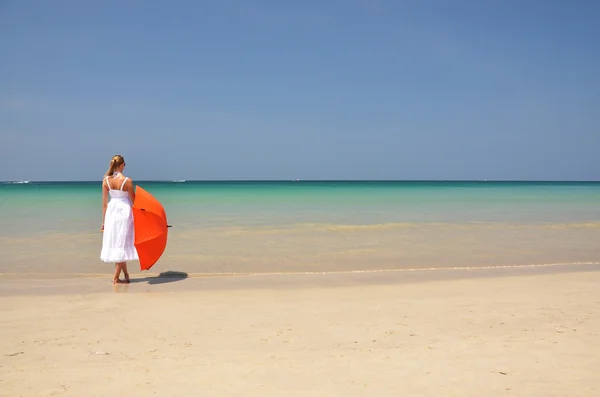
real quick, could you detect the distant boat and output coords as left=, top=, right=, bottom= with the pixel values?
left=172, top=180, right=186, bottom=183
left=11, top=180, right=30, bottom=184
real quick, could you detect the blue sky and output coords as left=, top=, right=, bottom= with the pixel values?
left=1, top=0, right=599, bottom=181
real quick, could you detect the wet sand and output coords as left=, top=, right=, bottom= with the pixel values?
left=2, top=222, right=600, bottom=276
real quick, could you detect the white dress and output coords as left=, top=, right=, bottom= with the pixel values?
left=100, top=175, right=139, bottom=263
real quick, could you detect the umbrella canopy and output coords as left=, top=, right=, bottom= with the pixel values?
left=132, top=186, right=169, bottom=271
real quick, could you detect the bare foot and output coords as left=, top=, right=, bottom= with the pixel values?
left=124, top=273, right=130, bottom=283
left=112, top=279, right=126, bottom=284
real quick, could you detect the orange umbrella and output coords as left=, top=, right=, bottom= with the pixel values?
left=133, top=186, right=170, bottom=271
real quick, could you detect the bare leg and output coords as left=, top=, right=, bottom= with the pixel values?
left=113, top=263, right=124, bottom=284
left=122, top=262, right=130, bottom=283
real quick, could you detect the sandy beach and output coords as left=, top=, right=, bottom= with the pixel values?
left=1, top=267, right=599, bottom=396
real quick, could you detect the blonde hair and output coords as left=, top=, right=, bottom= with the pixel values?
left=104, top=155, right=125, bottom=177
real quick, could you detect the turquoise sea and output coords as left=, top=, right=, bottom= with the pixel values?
left=1, top=181, right=599, bottom=277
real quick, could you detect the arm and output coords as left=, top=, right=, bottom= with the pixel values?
left=101, top=180, right=109, bottom=231
left=126, top=178, right=136, bottom=205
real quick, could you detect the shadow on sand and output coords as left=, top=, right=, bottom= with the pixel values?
left=130, top=270, right=189, bottom=285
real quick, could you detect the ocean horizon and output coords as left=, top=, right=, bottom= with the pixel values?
left=3, top=179, right=599, bottom=183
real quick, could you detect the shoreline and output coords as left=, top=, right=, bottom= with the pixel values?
left=1, top=261, right=598, bottom=297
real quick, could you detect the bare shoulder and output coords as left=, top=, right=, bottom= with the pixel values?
left=124, top=177, right=135, bottom=190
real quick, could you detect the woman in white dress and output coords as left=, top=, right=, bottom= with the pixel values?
left=100, top=155, right=139, bottom=284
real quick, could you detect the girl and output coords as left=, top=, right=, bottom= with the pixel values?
left=100, top=155, right=139, bottom=283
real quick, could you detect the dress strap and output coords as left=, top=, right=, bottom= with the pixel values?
left=105, top=176, right=111, bottom=190
left=120, top=177, right=128, bottom=191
